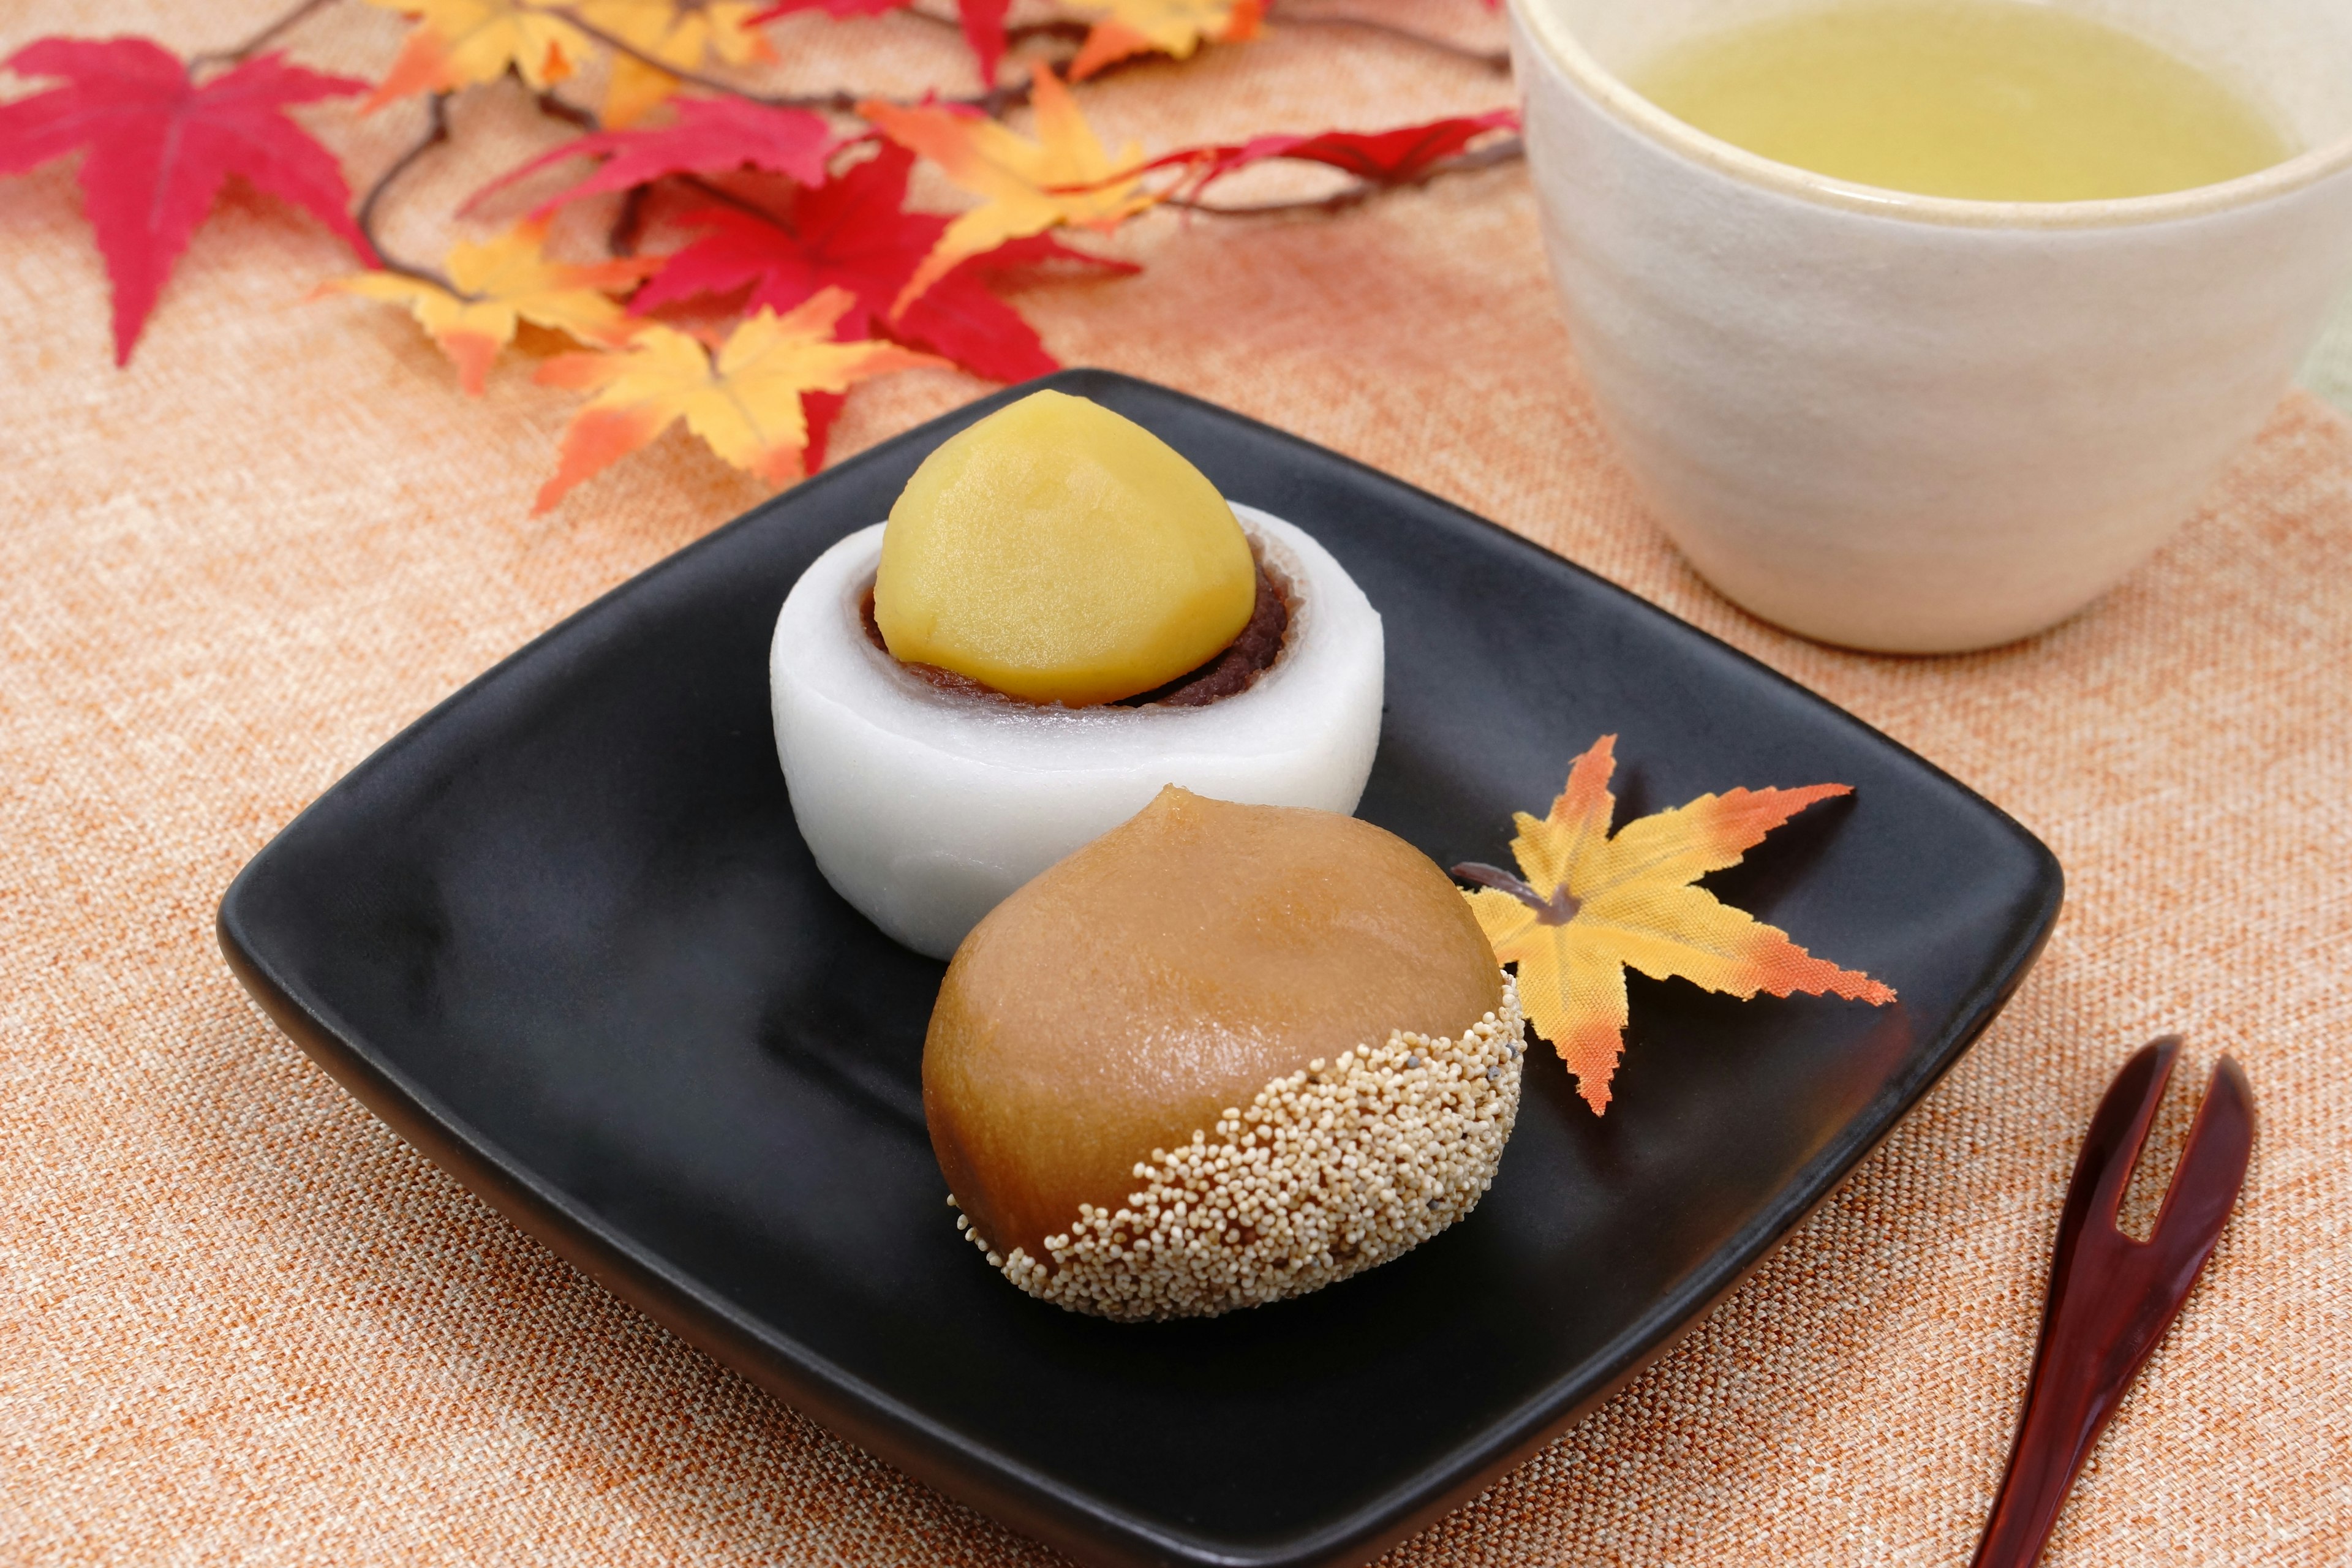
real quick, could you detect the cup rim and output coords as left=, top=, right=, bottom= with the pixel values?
left=1509, top=0, right=2352, bottom=229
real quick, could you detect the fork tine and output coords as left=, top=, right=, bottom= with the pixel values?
left=2068, top=1036, right=2177, bottom=1236
left=2144, top=1056, right=2255, bottom=1274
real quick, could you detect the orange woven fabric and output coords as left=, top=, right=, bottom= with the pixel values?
left=3, top=3, right=2347, bottom=1563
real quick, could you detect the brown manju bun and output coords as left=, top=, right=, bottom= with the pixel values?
left=924, top=786, right=1525, bottom=1321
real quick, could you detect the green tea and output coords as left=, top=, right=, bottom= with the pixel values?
left=1631, top=1, right=2292, bottom=202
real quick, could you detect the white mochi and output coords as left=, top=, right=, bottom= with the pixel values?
left=770, top=505, right=1385, bottom=959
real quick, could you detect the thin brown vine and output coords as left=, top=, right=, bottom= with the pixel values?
left=1165, top=134, right=1525, bottom=216
left=538, top=6, right=1035, bottom=116
left=186, top=0, right=340, bottom=74
left=902, top=5, right=1091, bottom=47
left=353, top=92, right=467, bottom=294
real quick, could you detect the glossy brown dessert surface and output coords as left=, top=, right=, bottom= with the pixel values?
left=922, top=787, right=1504, bottom=1263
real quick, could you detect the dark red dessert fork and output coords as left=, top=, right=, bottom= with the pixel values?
left=1972, top=1038, right=2256, bottom=1567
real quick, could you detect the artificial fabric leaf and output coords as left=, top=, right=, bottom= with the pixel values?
left=469, top=96, right=834, bottom=216
left=0, top=37, right=372, bottom=364
left=629, top=142, right=939, bottom=318
left=1144, top=108, right=1519, bottom=197
left=951, top=0, right=1011, bottom=84
left=631, top=141, right=1136, bottom=382
left=570, top=0, right=778, bottom=127
left=532, top=287, right=941, bottom=510
left=902, top=230, right=1138, bottom=382
left=1460, top=735, right=1895, bottom=1114
left=1066, top=0, right=1260, bottom=81
left=861, top=68, right=1154, bottom=317
left=753, top=0, right=1009, bottom=86
left=363, top=0, right=589, bottom=109
left=801, top=388, right=846, bottom=473
left=320, top=219, right=657, bottom=394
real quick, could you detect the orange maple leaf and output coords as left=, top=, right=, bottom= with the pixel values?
left=1460, top=735, right=1895, bottom=1115
left=531, top=286, right=942, bottom=511
left=570, top=0, right=778, bottom=127
left=320, top=219, right=656, bottom=394
left=363, top=0, right=771, bottom=124
left=859, top=67, right=1156, bottom=318
left=362, top=0, right=589, bottom=110
left=1067, top=0, right=1261, bottom=81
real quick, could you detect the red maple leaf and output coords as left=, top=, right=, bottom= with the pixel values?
left=631, top=141, right=1134, bottom=383
left=630, top=141, right=938, bottom=317
left=468, top=96, right=835, bottom=217
left=802, top=389, right=846, bottom=472
left=1144, top=108, right=1520, bottom=198
left=0, top=37, right=372, bottom=364
left=906, top=230, right=1136, bottom=383
left=752, top=0, right=1009, bottom=86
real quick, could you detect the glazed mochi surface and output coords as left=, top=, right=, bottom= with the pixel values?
left=925, top=788, right=1522, bottom=1321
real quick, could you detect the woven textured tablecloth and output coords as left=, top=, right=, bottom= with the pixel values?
left=5, top=3, right=2348, bottom=1562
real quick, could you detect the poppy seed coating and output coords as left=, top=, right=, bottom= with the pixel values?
left=957, top=976, right=1523, bottom=1321
left=922, top=788, right=1507, bottom=1265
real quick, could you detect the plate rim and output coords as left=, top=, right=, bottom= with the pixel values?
left=219, top=368, right=2064, bottom=1568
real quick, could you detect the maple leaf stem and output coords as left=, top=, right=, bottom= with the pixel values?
left=1453, top=862, right=1580, bottom=925
left=532, top=10, right=1032, bottom=118
left=608, top=184, right=651, bottom=257
left=186, top=0, right=342, bottom=74
left=1271, top=11, right=1511, bottom=72
left=533, top=90, right=600, bottom=132
left=969, top=77, right=1053, bottom=117
left=546, top=7, right=857, bottom=110
left=354, top=91, right=470, bottom=296
left=901, top=6, right=1091, bottom=47
left=1435, top=137, right=1527, bottom=175
left=1165, top=137, right=1524, bottom=217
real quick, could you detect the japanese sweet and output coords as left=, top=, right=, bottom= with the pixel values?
left=769, top=390, right=1384, bottom=958
left=924, top=786, right=1524, bottom=1321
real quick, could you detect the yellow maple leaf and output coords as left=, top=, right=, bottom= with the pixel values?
left=1067, top=0, right=1261, bottom=81
left=570, top=0, right=778, bottom=127
left=362, top=0, right=589, bottom=109
left=322, top=220, right=657, bottom=395
left=1461, top=735, right=1896, bottom=1115
left=860, top=67, right=1157, bottom=318
left=531, top=287, right=943, bottom=511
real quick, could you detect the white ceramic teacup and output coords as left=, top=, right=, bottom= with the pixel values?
left=1509, top=0, right=2352, bottom=652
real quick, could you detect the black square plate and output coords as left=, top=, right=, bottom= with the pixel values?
left=220, top=371, right=2060, bottom=1568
